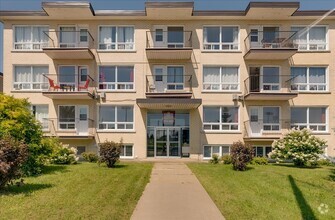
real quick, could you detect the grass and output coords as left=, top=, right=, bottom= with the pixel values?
left=0, top=162, right=153, bottom=220
left=188, top=163, right=335, bottom=220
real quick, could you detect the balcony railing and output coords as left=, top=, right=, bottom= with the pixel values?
left=43, top=118, right=95, bottom=137
left=243, top=119, right=290, bottom=139
left=43, top=74, right=95, bottom=92
left=146, top=74, right=192, bottom=95
left=146, top=31, right=192, bottom=49
left=244, top=74, right=294, bottom=94
left=43, top=30, right=94, bottom=49
left=244, top=31, right=298, bottom=51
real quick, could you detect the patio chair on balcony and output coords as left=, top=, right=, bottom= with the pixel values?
left=47, top=78, right=61, bottom=91
left=79, top=79, right=90, bottom=91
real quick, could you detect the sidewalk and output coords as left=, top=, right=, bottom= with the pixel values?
left=131, top=162, right=225, bottom=220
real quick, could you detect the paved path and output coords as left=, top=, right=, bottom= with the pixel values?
left=131, top=162, right=225, bottom=220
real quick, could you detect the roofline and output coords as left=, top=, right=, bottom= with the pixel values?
left=1, top=1, right=335, bottom=18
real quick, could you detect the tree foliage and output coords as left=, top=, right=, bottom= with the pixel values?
left=269, top=129, right=326, bottom=166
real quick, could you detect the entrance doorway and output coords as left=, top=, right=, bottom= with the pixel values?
left=155, top=127, right=181, bottom=157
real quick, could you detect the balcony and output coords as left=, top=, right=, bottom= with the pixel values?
left=243, top=74, right=297, bottom=101
left=43, top=118, right=95, bottom=139
left=43, top=30, right=95, bottom=59
left=244, top=31, right=298, bottom=60
left=137, top=74, right=201, bottom=109
left=42, top=74, right=96, bottom=99
left=243, top=119, right=290, bottom=141
left=146, top=31, right=193, bottom=60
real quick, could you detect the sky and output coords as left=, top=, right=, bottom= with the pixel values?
left=0, top=0, right=335, bottom=72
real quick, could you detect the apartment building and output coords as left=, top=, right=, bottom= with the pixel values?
left=0, top=1, right=334, bottom=159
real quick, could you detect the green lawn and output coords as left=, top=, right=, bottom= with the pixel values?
left=0, top=162, right=153, bottom=220
left=188, top=163, right=335, bottom=220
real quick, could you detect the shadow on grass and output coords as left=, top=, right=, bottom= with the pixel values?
left=0, top=183, right=53, bottom=196
left=288, top=175, right=316, bottom=220
left=98, top=163, right=128, bottom=169
left=41, top=165, right=69, bottom=175
left=274, top=164, right=319, bottom=169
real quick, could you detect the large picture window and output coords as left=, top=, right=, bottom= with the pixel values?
left=99, top=26, right=134, bottom=50
left=291, top=26, right=327, bottom=51
left=203, top=66, right=239, bottom=91
left=99, top=66, right=134, bottom=90
left=203, top=106, right=239, bottom=131
left=14, top=66, right=48, bottom=90
left=291, top=67, right=327, bottom=91
left=14, top=25, right=49, bottom=50
left=203, top=26, right=239, bottom=50
left=98, top=106, right=134, bottom=131
left=291, top=107, right=327, bottom=132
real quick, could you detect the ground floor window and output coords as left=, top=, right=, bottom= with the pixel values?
left=253, top=146, right=272, bottom=157
left=203, top=145, right=230, bottom=159
left=120, top=145, right=133, bottom=158
left=76, top=146, right=86, bottom=155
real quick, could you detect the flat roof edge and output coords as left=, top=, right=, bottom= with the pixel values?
left=94, top=10, right=146, bottom=16
left=42, top=1, right=91, bottom=8
left=0, top=11, right=48, bottom=16
left=145, top=2, right=194, bottom=9
left=193, top=10, right=246, bottom=16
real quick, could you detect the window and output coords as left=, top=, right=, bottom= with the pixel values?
left=203, top=26, right=239, bottom=50
left=291, top=107, right=327, bottom=132
left=76, top=146, right=86, bottom=155
left=203, top=106, right=239, bottom=131
left=13, top=66, right=48, bottom=90
left=291, top=26, right=327, bottom=51
left=291, top=67, right=327, bottom=91
left=167, top=66, right=184, bottom=90
left=203, top=66, right=239, bottom=91
left=99, top=66, right=134, bottom=90
left=253, top=146, right=272, bottom=157
left=98, top=106, right=134, bottom=130
left=262, top=67, right=280, bottom=91
left=31, top=105, right=49, bottom=130
left=14, top=25, right=48, bottom=50
left=263, top=107, right=280, bottom=131
left=99, top=26, right=134, bottom=50
left=59, top=106, right=76, bottom=130
left=120, top=145, right=133, bottom=158
left=167, top=27, right=184, bottom=48
left=203, top=145, right=230, bottom=159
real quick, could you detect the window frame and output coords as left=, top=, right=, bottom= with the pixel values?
left=58, top=105, right=76, bottom=130
left=291, top=25, right=328, bottom=51
left=202, top=65, right=240, bottom=92
left=290, top=107, right=328, bottom=132
left=262, top=106, right=281, bottom=132
left=13, top=65, right=49, bottom=91
left=120, top=144, right=134, bottom=159
left=12, top=25, right=49, bottom=51
left=203, top=145, right=231, bottom=160
left=98, top=65, right=135, bottom=91
left=261, top=65, right=281, bottom=92
left=203, top=25, right=240, bottom=51
left=203, top=106, right=240, bottom=132
left=253, top=146, right=272, bottom=158
left=31, top=104, right=49, bottom=131
left=97, top=105, right=135, bottom=132
left=290, top=66, right=328, bottom=92
left=98, top=25, right=135, bottom=51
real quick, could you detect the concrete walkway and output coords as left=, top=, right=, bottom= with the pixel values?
left=131, top=162, right=224, bottom=220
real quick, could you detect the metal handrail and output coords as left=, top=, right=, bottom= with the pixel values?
left=146, top=31, right=193, bottom=48
left=244, top=31, right=298, bottom=50
left=43, top=30, right=94, bottom=48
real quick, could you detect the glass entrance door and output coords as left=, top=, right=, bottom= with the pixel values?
left=155, top=127, right=181, bottom=157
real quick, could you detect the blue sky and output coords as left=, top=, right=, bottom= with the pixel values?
left=0, top=0, right=335, bottom=72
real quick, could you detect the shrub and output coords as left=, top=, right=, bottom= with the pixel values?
left=209, top=154, right=220, bottom=164
left=317, top=159, right=334, bottom=167
left=269, top=129, right=326, bottom=167
left=221, top=155, right=232, bottom=164
left=99, top=140, right=122, bottom=168
left=82, top=152, right=99, bottom=163
left=231, top=141, right=254, bottom=171
left=50, top=144, right=78, bottom=165
left=250, top=157, right=268, bottom=165
left=0, top=136, right=29, bottom=188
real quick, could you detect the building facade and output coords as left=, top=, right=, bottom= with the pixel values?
left=1, top=1, right=334, bottom=159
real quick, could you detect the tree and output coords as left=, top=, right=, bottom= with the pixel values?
left=230, top=141, right=254, bottom=171
left=0, top=94, right=44, bottom=175
left=99, top=140, right=122, bottom=168
left=269, top=128, right=326, bottom=166
left=0, top=136, right=28, bottom=188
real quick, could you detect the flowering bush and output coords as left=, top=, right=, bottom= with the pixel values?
left=231, top=141, right=254, bottom=171
left=269, top=128, right=326, bottom=166
left=50, top=144, right=78, bottom=165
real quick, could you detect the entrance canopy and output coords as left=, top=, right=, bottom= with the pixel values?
left=136, top=98, right=201, bottom=110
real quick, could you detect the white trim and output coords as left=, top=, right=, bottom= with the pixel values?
left=97, top=105, right=135, bottom=132
left=202, top=25, right=240, bottom=51
left=12, top=64, right=49, bottom=91
left=290, top=66, right=328, bottom=92
left=97, top=65, right=135, bottom=91
left=203, top=145, right=231, bottom=160
left=12, top=25, right=49, bottom=51
left=97, top=25, right=135, bottom=51
left=120, top=144, right=134, bottom=159
left=202, top=65, right=240, bottom=92
left=291, top=25, right=329, bottom=51
left=290, top=106, right=328, bottom=132
left=203, top=105, right=240, bottom=132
